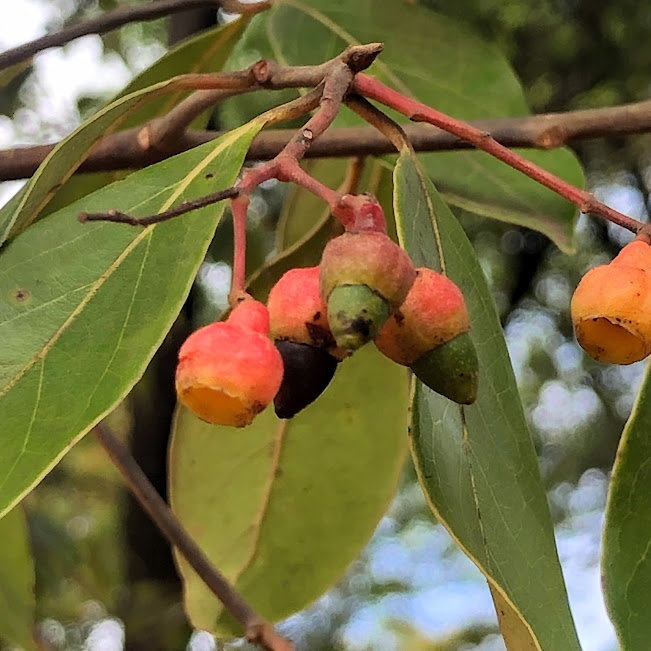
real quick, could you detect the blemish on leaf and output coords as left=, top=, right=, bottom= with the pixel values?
left=11, top=288, right=31, bottom=304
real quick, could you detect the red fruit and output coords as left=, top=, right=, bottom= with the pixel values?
left=175, top=299, right=283, bottom=427
left=319, top=231, right=417, bottom=349
left=375, top=267, right=478, bottom=405
left=267, top=266, right=346, bottom=361
left=267, top=266, right=344, bottom=418
left=375, top=268, right=470, bottom=365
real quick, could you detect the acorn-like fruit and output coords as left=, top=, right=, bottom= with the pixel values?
left=375, top=267, right=478, bottom=404
left=175, top=299, right=283, bottom=427
left=571, top=239, right=651, bottom=364
left=319, top=231, right=417, bottom=350
left=267, top=266, right=345, bottom=418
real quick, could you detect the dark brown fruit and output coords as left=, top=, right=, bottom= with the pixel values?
left=273, top=340, right=338, bottom=419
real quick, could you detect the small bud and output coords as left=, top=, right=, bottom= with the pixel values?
left=175, top=299, right=283, bottom=427
left=320, top=231, right=416, bottom=350
left=571, top=240, right=651, bottom=364
left=375, top=268, right=478, bottom=404
left=267, top=266, right=344, bottom=418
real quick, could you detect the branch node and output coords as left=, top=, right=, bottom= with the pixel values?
left=343, top=42, right=384, bottom=73
left=252, top=58, right=274, bottom=84
left=536, top=125, right=566, bottom=149
left=137, top=124, right=153, bottom=151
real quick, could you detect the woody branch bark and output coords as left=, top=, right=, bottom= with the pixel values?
left=68, top=41, right=650, bottom=239
left=81, top=43, right=384, bottom=228
left=3, top=99, right=650, bottom=181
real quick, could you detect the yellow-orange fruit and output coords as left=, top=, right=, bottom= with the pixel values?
left=175, top=299, right=283, bottom=426
left=571, top=240, right=651, bottom=364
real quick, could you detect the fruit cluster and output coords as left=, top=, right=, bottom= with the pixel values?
left=176, top=196, right=479, bottom=427
left=572, top=239, right=651, bottom=365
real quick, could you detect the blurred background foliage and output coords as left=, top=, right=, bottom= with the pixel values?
left=0, top=0, right=649, bottom=649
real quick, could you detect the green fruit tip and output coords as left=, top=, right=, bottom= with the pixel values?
left=327, top=284, right=390, bottom=350
left=410, top=332, right=479, bottom=405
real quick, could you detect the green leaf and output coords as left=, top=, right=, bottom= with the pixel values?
left=0, top=78, right=190, bottom=245
left=0, top=507, right=35, bottom=651
left=224, top=0, right=583, bottom=251
left=394, top=150, right=580, bottom=650
left=115, top=17, right=252, bottom=131
left=0, top=18, right=250, bottom=246
left=169, top=345, right=409, bottom=634
left=0, top=121, right=261, bottom=520
left=602, top=362, right=651, bottom=648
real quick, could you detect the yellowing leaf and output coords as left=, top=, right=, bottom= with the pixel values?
left=170, top=345, right=409, bottom=633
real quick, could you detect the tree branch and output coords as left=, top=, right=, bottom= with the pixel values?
left=78, top=44, right=382, bottom=228
left=0, top=0, right=271, bottom=71
left=355, top=74, right=650, bottom=236
left=93, top=421, right=293, bottom=651
left=2, top=100, right=650, bottom=181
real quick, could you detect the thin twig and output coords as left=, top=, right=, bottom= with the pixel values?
left=355, top=73, right=649, bottom=236
left=140, top=57, right=292, bottom=150
left=4, top=99, right=650, bottom=181
left=0, top=0, right=271, bottom=71
left=345, top=94, right=406, bottom=153
left=78, top=187, right=239, bottom=225
left=77, top=84, right=327, bottom=226
left=93, top=422, right=293, bottom=651
left=223, top=45, right=379, bottom=293
left=144, top=89, right=236, bottom=148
